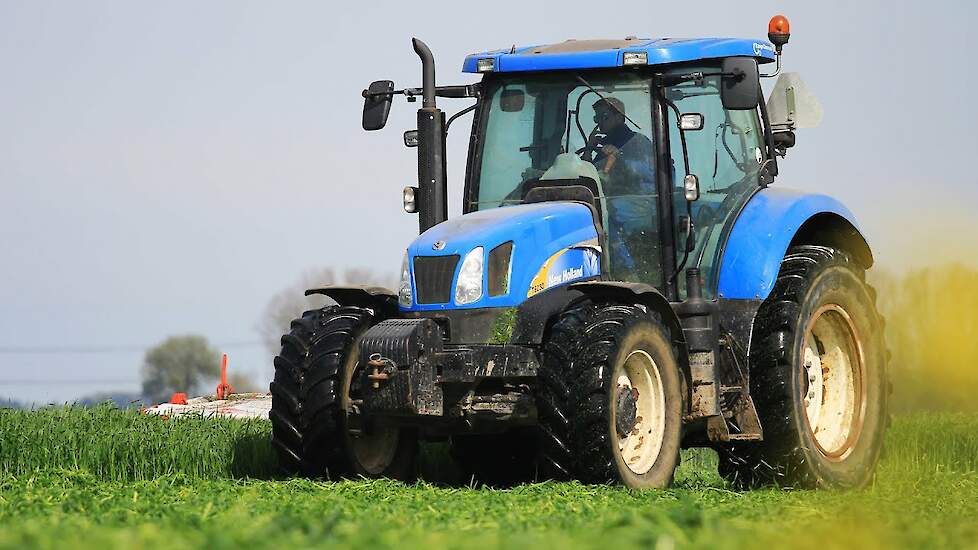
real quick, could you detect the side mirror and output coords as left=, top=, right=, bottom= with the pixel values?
left=720, top=57, right=760, bottom=111
left=362, top=80, right=394, bottom=131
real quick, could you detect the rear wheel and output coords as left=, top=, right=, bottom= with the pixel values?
left=269, top=306, right=417, bottom=479
left=541, top=303, right=684, bottom=488
left=719, top=245, right=887, bottom=488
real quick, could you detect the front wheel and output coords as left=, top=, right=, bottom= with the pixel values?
left=541, top=303, right=684, bottom=488
left=269, top=306, right=417, bottom=480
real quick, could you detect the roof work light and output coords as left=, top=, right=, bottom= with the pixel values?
left=622, top=51, right=648, bottom=65
left=476, top=58, right=495, bottom=72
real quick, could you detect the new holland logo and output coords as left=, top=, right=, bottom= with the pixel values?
left=753, top=42, right=775, bottom=56
left=432, top=241, right=447, bottom=251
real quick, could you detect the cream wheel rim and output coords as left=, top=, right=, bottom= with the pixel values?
left=802, top=304, right=866, bottom=460
left=611, top=350, right=666, bottom=475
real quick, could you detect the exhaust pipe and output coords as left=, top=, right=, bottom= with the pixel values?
left=412, top=38, right=437, bottom=109
left=412, top=38, right=448, bottom=233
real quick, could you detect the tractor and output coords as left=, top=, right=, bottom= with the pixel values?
left=269, top=15, right=888, bottom=489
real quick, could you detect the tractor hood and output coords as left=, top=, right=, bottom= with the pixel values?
left=403, top=202, right=601, bottom=311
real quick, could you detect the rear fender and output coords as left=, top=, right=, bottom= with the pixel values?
left=718, top=188, right=872, bottom=300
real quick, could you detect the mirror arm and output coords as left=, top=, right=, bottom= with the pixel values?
left=446, top=103, right=478, bottom=134
left=657, top=71, right=737, bottom=88
left=436, top=84, right=480, bottom=99
left=361, top=84, right=479, bottom=100
left=760, top=54, right=783, bottom=79
left=758, top=89, right=779, bottom=184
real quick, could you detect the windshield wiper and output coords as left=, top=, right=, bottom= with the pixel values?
left=574, top=74, right=643, bottom=130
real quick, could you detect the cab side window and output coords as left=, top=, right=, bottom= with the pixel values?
left=666, top=70, right=764, bottom=299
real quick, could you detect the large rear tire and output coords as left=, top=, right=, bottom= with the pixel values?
left=269, top=305, right=417, bottom=479
left=540, top=302, right=684, bottom=489
left=719, top=245, right=888, bottom=488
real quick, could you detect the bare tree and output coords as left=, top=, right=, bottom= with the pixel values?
left=257, top=267, right=338, bottom=357
left=141, top=335, right=221, bottom=403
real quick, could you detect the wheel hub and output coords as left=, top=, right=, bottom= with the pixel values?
left=615, top=385, right=640, bottom=436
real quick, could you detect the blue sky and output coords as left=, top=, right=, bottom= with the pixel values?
left=1, top=0, right=975, bottom=403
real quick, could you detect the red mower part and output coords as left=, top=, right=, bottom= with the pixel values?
left=170, top=392, right=188, bottom=405
left=215, top=352, right=234, bottom=400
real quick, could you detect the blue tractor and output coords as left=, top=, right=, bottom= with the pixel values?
left=270, top=15, right=888, bottom=489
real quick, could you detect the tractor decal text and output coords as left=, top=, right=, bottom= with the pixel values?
left=527, top=246, right=601, bottom=298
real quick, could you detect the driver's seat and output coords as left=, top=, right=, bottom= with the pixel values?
left=522, top=176, right=604, bottom=226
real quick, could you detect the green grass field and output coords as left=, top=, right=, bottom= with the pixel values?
left=1, top=407, right=976, bottom=549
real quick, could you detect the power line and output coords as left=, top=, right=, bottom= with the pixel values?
left=0, top=378, right=139, bottom=386
left=0, top=340, right=264, bottom=355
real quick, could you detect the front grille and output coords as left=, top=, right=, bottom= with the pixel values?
left=414, top=255, right=459, bottom=304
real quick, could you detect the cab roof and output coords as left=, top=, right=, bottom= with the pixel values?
left=462, top=37, right=776, bottom=74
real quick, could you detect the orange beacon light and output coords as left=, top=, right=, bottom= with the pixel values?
left=768, top=15, right=790, bottom=54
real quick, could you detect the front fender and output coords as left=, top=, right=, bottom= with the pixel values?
left=717, top=188, right=871, bottom=300
left=305, top=285, right=399, bottom=317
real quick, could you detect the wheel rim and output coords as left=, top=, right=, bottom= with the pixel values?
left=611, top=349, right=666, bottom=475
left=342, top=359, right=400, bottom=475
left=802, top=304, right=866, bottom=461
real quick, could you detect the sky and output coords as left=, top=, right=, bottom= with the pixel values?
left=1, top=0, right=976, bottom=404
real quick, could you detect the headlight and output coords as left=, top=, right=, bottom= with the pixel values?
left=398, top=251, right=412, bottom=307
left=454, top=247, right=484, bottom=305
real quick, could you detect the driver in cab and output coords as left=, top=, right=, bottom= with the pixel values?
left=588, top=97, right=657, bottom=281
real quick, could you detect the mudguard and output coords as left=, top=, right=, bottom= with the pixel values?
left=568, top=281, right=685, bottom=348
left=305, top=285, right=399, bottom=317
left=717, top=188, right=872, bottom=300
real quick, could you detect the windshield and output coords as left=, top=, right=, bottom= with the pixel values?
left=471, top=71, right=660, bottom=285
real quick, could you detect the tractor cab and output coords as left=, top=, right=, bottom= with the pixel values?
left=464, top=57, right=771, bottom=298
left=361, top=30, right=813, bottom=308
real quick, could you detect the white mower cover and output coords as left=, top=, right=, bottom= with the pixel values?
left=144, top=393, right=271, bottom=420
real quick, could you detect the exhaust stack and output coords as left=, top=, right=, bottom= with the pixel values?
left=412, top=38, right=448, bottom=233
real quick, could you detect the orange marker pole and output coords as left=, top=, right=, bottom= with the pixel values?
left=216, top=352, right=233, bottom=400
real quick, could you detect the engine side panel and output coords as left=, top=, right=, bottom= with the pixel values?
left=404, top=202, right=600, bottom=311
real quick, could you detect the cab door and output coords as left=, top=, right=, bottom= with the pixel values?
left=663, top=66, right=766, bottom=299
